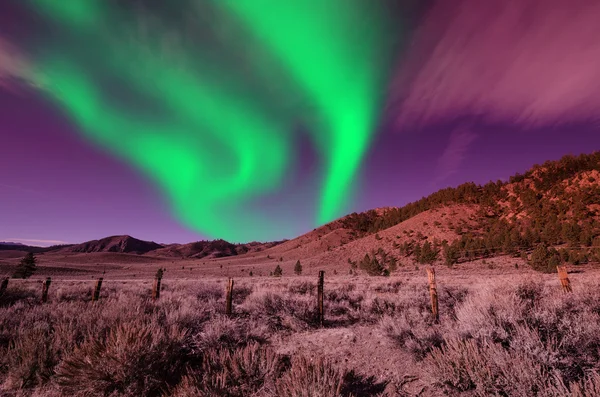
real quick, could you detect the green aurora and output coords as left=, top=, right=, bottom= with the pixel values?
left=29, top=0, right=396, bottom=241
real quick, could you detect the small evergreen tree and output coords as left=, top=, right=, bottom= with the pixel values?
left=388, top=256, right=398, bottom=272
left=294, top=260, right=302, bottom=275
left=273, top=265, right=283, bottom=277
left=530, top=244, right=549, bottom=271
left=413, top=243, right=422, bottom=262
left=358, top=253, right=385, bottom=276
left=419, top=241, right=439, bottom=264
left=529, top=244, right=560, bottom=273
left=13, top=252, right=37, bottom=279
left=444, top=241, right=460, bottom=266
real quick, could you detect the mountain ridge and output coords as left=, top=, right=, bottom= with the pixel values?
left=5, top=152, right=600, bottom=273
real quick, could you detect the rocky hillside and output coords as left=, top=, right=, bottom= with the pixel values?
left=263, top=152, right=600, bottom=274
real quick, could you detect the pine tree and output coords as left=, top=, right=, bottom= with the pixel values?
left=444, top=241, right=460, bottom=266
left=419, top=241, right=439, bottom=264
left=529, top=244, right=558, bottom=273
left=294, top=260, right=302, bottom=275
left=13, top=252, right=37, bottom=279
left=359, top=253, right=384, bottom=276
left=388, top=256, right=398, bottom=272
left=273, top=265, right=283, bottom=277
left=413, top=243, right=422, bottom=262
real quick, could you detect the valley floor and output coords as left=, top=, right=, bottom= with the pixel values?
left=2, top=256, right=600, bottom=396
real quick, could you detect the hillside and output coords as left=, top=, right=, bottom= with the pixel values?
left=62, top=235, right=163, bottom=255
left=259, top=152, right=600, bottom=275
left=4, top=152, right=599, bottom=276
left=151, top=239, right=282, bottom=259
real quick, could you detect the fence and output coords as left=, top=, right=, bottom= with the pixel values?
left=0, top=266, right=575, bottom=323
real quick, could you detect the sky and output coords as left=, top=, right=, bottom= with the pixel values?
left=1, top=0, right=600, bottom=246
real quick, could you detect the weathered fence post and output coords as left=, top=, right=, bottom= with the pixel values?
left=41, top=277, right=51, bottom=303
left=557, top=266, right=572, bottom=293
left=225, top=278, right=234, bottom=316
left=0, top=277, right=8, bottom=298
left=318, top=270, right=325, bottom=327
left=426, top=268, right=439, bottom=322
left=92, top=277, right=103, bottom=302
left=152, top=269, right=163, bottom=300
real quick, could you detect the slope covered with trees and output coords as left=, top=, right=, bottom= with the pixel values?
left=378, top=152, right=600, bottom=271
left=318, top=152, right=600, bottom=274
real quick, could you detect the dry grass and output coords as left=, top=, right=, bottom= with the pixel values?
left=1, top=272, right=600, bottom=396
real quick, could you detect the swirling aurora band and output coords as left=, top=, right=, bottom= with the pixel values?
left=28, top=0, right=396, bottom=241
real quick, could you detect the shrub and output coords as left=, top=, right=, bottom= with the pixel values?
left=172, top=343, right=284, bottom=397
left=275, top=355, right=345, bottom=397
left=425, top=338, right=557, bottom=396
left=381, top=313, right=443, bottom=361
left=3, top=327, right=58, bottom=390
left=55, top=321, right=189, bottom=396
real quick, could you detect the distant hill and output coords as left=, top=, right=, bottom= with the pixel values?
left=151, top=239, right=283, bottom=258
left=56, top=235, right=283, bottom=259
left=62, top=235, right=163, bottom=254
left=0, top=242, right=69, bottom=253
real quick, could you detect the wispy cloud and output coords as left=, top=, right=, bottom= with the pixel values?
left=0, top=37, right=31, bottom=89
left=0, top=183, right=43, bottom=196
left=395, top=0, right=600, bottom=128
left=433, top=127, right=477, bottom=185
left=2, top=238, right=69, bottom=247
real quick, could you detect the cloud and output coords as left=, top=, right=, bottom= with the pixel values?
left=0, top=38, right=31, bottom=88
left=395, top=0, right=600, bottom=128
left=433, top=127, right=477, bottom=185
left=2, top=238, right=69, bottom=247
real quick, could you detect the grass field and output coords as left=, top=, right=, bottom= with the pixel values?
left=2, top=264, right=600, bottom=396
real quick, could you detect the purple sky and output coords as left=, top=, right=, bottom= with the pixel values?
left=1, top=0, right=600, bottom=246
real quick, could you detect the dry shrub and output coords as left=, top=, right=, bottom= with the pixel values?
left=193, top=282, right=224, bottom=302
left=54, top=283, right=93, bottom=303
left=454, top=282, right=600, bottom=384
left=232, top=284, right=254, bottom=304
left=0, top=285, right=37, bottom=307
left=454, top=286, right=525, bottom=344
left=173, top=343, right=284, bottom=397
left=193, top=315, right=270, bottom=351
left=569, top=372, right=600, bottom=397
left=274, top=355, right=345, bottom=397
left=242, top=290, right=319, bottom=331
left=288, top=281, right=316, bottom=295
left=381, top=312, right=443, bottom=361
left=426, top=338, right=557, bottom=396
left=3, top=326, right=58, bottom=390
left=373, top=281, right=402, bottom=294
left=55, top=321, right=189, bottom=396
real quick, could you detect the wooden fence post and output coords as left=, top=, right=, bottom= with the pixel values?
left=318, top=270, right=325, bottom=327
left=152, top=271, right=163, bottom=300
left=426, top=268, right=439, bottom=322
left=92, top=277, right=103, bottom=302
left=225, top=278, right=234, bottom=315
left=41, top=277, right=51, bottom=303
left=0, top=277, right=8, bottom=298
left=557, top=266, right=572, bottom=293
